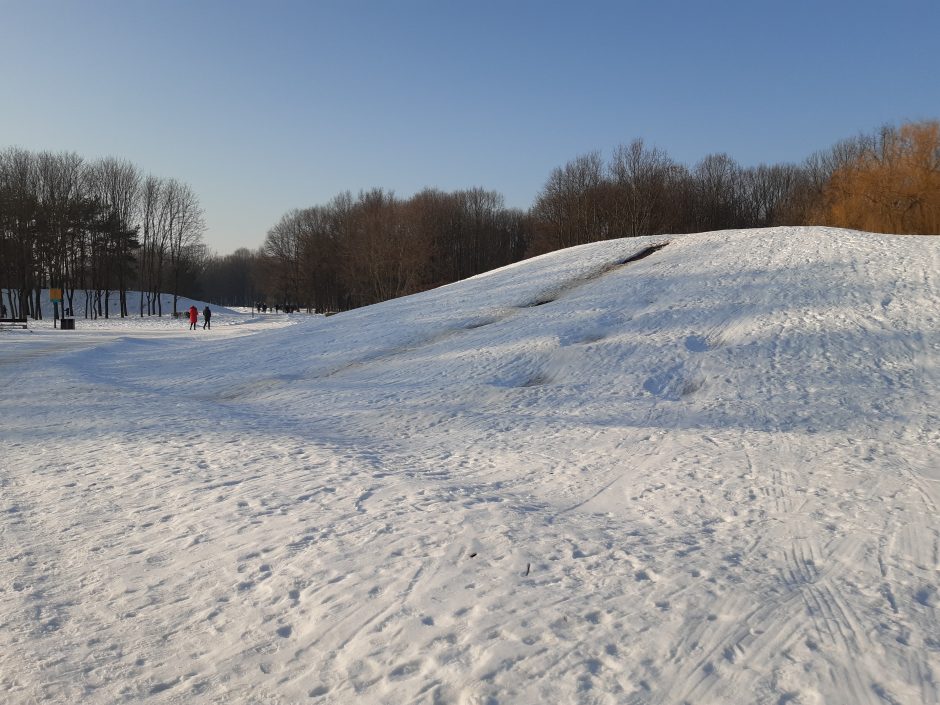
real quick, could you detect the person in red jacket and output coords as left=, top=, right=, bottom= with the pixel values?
left=188, top=305, right=198, bottom=330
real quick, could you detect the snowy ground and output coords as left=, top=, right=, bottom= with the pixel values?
left=1, top=227, right=938, bottom=705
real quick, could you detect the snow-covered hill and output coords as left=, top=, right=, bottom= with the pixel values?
left=1, top=227, right=938, bottom=705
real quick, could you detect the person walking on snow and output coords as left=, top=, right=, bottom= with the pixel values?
left=203, top=305, right=212, bottom=330
left=188, top=305, right=198, bottom=330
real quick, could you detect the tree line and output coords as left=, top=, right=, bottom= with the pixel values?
left=218, top=119, right=934, bottom=312
left=6, top=120, right=935, bottom=318
left=243, top=187, right=527, bottom=312
left=529, top=120, right=939, bottom=253
left=0, top=147, right=205, bottom=319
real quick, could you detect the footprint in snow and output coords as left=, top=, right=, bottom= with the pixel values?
left=684, top=335, right=711, bottom=353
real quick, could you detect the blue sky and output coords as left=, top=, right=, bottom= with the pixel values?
left=2, top=0, right=937, bottom=253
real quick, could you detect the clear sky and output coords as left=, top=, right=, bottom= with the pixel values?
left=2, top=0, right=938, bottom=254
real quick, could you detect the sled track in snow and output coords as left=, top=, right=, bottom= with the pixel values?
left=522, top=241, right=669, bottom=308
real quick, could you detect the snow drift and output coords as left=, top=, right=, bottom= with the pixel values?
left=1, top=227, right=938, bottom=705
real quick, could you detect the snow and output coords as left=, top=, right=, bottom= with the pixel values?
left=1, top=226, right=938, bottom=705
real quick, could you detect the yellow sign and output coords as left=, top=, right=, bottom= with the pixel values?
left=49, top=288, right=63, bottom=302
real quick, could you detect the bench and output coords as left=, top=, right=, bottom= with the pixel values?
left=0, top=318, right=28, bottom=329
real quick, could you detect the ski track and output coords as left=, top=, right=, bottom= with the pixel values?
left=1, top=228, right=939, bottom=704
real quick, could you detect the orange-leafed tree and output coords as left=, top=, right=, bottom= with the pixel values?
left=815, top=121, right=940, bottom=234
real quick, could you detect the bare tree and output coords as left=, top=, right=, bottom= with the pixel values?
left=738, top=163, right=802, bottom=227
left=164, top=179, right=205, bottom=315
left=0, top=147, right=40, bottom=318
left=531, top=152, right=606, bottom=252
left=338, top=188, right=431, bottom=305
left=88, top=158, right=141, bottom=316
left=139, top=175, right=172, bottom=316
left=693, top=153, right=746, bottom=231
left=261, top=208, right=308, bottom=308
left=608, top=139, right=682, bottom=237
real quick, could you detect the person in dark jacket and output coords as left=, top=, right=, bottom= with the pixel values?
left=203, top=305, right=212, bottom=330
left=188, top=305, right=198, bottom=330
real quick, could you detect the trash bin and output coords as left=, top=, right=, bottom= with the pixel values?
left=60, top=318, right=75, bottom=330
